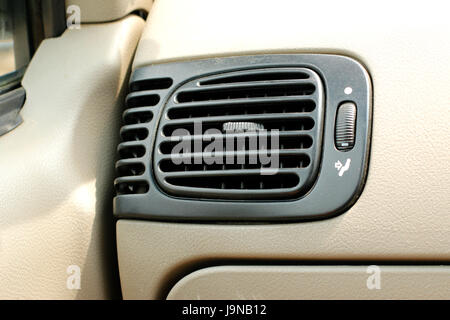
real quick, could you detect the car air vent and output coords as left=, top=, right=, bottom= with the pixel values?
left=154, top=68, right=324, bottom=200
left=113, top=54, right=372, bottom=221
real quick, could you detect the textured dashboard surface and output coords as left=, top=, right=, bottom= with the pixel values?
left=0, top=16, right=144, bottom=299
left=167, top=266, right=450, bottom=300
left=117, top=0, right=450, bottom=299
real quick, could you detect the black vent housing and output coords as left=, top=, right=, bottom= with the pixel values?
left=114, top=54, right=372, bottom=222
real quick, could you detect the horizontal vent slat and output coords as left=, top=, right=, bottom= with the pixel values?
left=177, top=82, right=315, bottom=103
left=115, top=182, right=149, bottom=195
left=162, top=168, right=301, bottom=178
left=160, top=130, right=313, bottom=142
left=126, top=93, right=160, bottom=108
left=123, top=110, right=153, bottom=125
left=115, top=176, right=149, bottom=195
left=159, top=154, right=310, bottom=173
left=167, top=99, right=315, bottom=119
left=199, top=70, right=310, bottom=85
left=165, top=174, right=300, bottom=190
left=168, top=95, right=317, bottom=109
left=120, top=126, right=149, bottom=142
left=163, top=113, right=314, bottom=126
left=159, top=149, right=311, bottom=161
left=118, top=148, right=145, bottom=159
left=189, top=78, right=314, bottom=91
left=116, top=163, right=145, bottom=177
left=162, top=118, right=314, bottom=136
left=130, top=77, right=173, bottom=92
left=159, top=135, right=313, bottom=155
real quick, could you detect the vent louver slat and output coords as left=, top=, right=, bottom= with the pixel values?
left=167, top=99, right=316, bottom=119
left=176, top=82, right=315, bottom=103
left=154, top=67, right=324, bottom=200
left=199, top=70, right=310, bottom=85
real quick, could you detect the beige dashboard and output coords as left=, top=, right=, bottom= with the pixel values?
left=117, top=0, right=450, bottom=299
left=0, top=0, right=448, bottom=300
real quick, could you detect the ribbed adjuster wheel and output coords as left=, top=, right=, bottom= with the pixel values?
left=335, top=102, right=357, bottom=151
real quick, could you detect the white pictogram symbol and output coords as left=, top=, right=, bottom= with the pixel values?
left=334, top=158, right=351, bottom=177
left=344, top=87, right=353, bottom=95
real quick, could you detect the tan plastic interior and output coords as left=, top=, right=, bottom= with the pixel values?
left=66, top=0, right=153, bottom=23
left=0, top=15, right=145, bottom=299
left=117, top=0, right=450, bottom=299
left=167, top=266, right=450, bottom=300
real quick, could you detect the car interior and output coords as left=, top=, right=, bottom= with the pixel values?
left=0, top=0, right=449, bottom=301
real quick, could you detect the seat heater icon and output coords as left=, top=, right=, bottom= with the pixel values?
left=335, top=158, right=351, bottom=177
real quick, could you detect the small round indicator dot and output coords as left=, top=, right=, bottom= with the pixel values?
left=344, top=87, right=353, bottom=95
